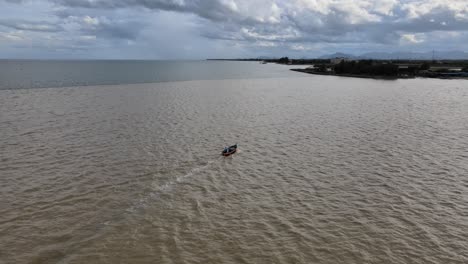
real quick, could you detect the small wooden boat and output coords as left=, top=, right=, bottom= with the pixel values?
left=222, top=144, right=237, bottom=156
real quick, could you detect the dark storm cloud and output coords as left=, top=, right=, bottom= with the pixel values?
left=52, top=0, right=238, bottom=21
left=1, top=0, right=468, bottom=58
left=8, top=0, right=468, bottom=43
left=80, top=18, right=145, bottom=40
left=63, top=0, right=463, bottom=48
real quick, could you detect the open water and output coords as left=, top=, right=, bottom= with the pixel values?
left=1, top=60, right=467, bottom=263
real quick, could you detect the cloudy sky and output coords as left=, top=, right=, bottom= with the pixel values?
left=0, top=0, right=467, bottom=59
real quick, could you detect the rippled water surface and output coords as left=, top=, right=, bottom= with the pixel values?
left=0, top=60, right=295, bottom=90
left=1, top=62, right=468, bottom=263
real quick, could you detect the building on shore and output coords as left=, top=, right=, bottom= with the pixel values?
left=331, top=57, right=353, bottom=64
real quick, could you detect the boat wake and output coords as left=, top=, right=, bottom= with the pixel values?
left=126, top=159, right=218, bottom=214
left=156, top=160, right=216, bottom=192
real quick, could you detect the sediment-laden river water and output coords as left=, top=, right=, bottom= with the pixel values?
left=1, top=62, right=467, bottom=263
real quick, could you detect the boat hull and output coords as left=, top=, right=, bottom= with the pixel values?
left=222, top=149, right=237, bottom=156
left=222, top=145, right=237, bottom=156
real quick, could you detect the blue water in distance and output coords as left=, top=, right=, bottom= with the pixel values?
left=0, top=60, right=302, bottom=90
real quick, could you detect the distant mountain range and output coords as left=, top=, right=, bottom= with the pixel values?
left=318, top=51, right=468, bottom=60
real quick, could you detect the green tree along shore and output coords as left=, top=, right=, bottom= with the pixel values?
left=334, top=60, right=399, bottom=76
left=207, top=57, right=468, bottom=79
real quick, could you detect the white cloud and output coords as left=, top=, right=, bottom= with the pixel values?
left=256, top=41, right=277, bottom=47
left=401, top=0, right=468, bottom=20
left=1, top=0, right=468, bottom=58
left=221, top=0, right=238, bottom=12
left=83, top=16, right=99, bottom=25
left=290, top=44, right=317, bottom=51
left=333, top=1, right=381, bottom=24
left=0, top=31, right=25, bottom=41
left=295, top=0, right=332, bottom=15
left=400, top=33, right=425, bottom=44
left=373, top=0, right=398, bottom=16
left=80, top=35, right=96, bottom=40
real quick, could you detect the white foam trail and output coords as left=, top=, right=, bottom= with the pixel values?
left=126, top=159, right=217, bottom=213
left=176, top=160, right=215, bottom=182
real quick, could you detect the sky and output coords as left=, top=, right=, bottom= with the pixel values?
left=0, top=0, right=468, bottom=59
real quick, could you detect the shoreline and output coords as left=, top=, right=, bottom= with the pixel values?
left=290, top=69, right=404, bottom=80
left=290, top=68, right=468, bottom=80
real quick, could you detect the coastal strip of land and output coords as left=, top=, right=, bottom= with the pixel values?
left=289, top=59, right=468, bottom=80
left=290, top=69, right=404, bottom=80
left=209, top=57, right=468, bottom=80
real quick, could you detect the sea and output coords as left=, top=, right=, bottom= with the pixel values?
left=1, top=60, right=467, bottom=263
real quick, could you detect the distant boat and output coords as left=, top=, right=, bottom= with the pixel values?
left=222, top=144, right=237, bottom=156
